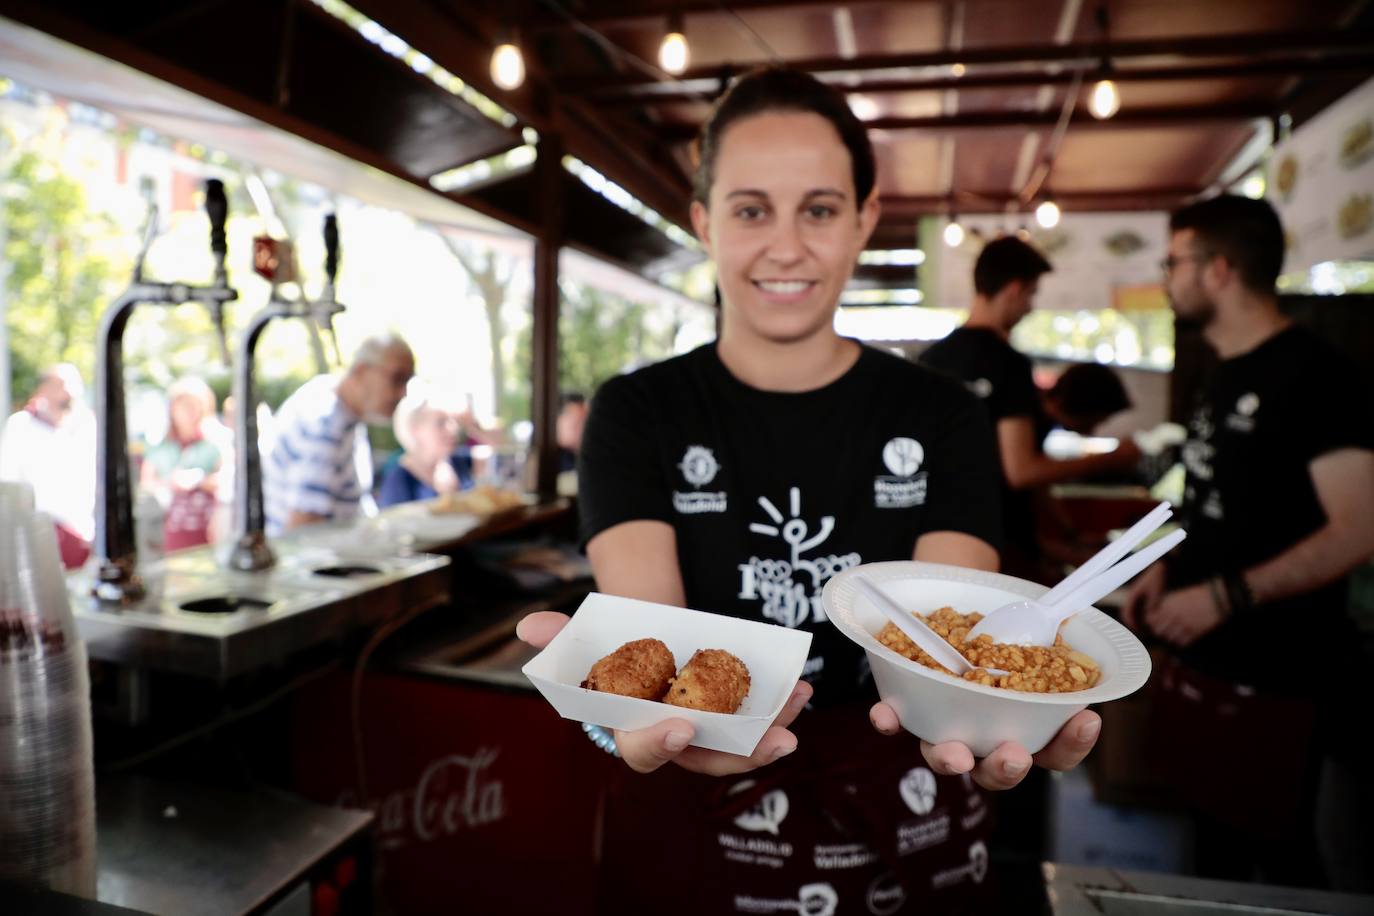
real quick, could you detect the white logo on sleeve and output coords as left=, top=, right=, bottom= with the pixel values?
left=968, top=378, right=994, bottom=399
left=899, top=767, right=938, bottom=815
left=882, top=437, right=924, bottom=476
left=679, top=445, right=720, bottom=486
left=733, top=789, right=790, bottom=835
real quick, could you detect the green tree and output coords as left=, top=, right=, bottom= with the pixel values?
left=439, top=236, right=530, bottom=423
left=1, top=126, right=124, bottom=407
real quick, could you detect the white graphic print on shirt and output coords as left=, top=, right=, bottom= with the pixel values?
left=738, top=487, right=861, bottom=628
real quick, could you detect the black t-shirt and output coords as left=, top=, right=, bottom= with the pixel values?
left=579, top=343, right=1003, bottom=707
left=1170, top=325, right=1374, bottom=689
left=919, top=326, right=1041, bottom=556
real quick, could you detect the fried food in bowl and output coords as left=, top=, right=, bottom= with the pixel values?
left=664, top=649, right=751, bottom=714
left=581, top=638, right=676, bottom=701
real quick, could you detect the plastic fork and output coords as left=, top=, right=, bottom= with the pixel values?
left=967, top=511, right=1185, bottom=648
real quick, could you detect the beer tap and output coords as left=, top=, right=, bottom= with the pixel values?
left=224, top=214, right=349, bottom=571
left=94, top=179, right=238, bottom=603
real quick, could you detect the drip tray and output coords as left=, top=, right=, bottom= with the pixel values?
left=179, top=595, right=274, bottom=615
left=310, top=565, right=383, bottom=579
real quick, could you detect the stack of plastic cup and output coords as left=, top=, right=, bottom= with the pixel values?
left=0, top=481, right=97, bottom=898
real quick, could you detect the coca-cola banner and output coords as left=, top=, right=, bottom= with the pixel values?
left=290, top=670, right=609, bottom=915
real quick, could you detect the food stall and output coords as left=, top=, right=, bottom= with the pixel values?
left=2, top=0, right=1373, bottom=914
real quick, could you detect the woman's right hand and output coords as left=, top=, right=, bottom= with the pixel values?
left=516, top=611, right=810, bottom=777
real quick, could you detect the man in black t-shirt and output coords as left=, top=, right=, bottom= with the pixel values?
left=920, top=237, right=1140, bottom=577
left=1123, top=195, right=1374, bottom=887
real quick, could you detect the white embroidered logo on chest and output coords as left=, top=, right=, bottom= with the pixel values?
left=1226, top=392, right=1260, bottom=433
left=882, top=437, right=924, bottom=476
left=678, top=444, right=720, bottom=487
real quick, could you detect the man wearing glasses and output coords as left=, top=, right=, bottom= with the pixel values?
left=1125, top=194, right=1374, bottom=888
left=264, top=333, right=414, bottom=534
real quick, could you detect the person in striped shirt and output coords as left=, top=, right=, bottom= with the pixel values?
left=264, top=334, right=414, bottom=535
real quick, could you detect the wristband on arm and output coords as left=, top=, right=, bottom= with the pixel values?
left=582, top=722, right=620, bottom=757
left=1223, top=570, right=1255, bottom=615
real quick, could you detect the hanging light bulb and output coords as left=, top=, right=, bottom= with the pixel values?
left=491, top=31, right=525, bottom=90
left=1089, top=77, right=1120, bottom=119
left=1035, top=199, right=1061, bottom=228
left=659, top=13, right=689, bottom=75
left=950, top=62, right=966, bottom=78
left=848, top=93, right=879, bottom=121
left=943, top=219, right=964, bottom=248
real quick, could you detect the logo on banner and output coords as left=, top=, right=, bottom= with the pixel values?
left=735, top=883, right=838, bottom=916
left=733, top=789, right=790, bottom=835
left=899, top=766, right=938, bottom=815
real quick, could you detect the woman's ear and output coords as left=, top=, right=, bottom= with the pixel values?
left=690, top=200, right=713, bottom=256
left=857, top=190, right=881, bottom=251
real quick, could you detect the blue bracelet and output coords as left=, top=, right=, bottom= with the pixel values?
left=581, top=722, right=620, bottom=757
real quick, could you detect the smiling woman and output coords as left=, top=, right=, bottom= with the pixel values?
left=517, top=67, right=1101, bottom=916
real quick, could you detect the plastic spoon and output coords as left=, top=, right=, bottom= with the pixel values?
left=968, top=526, right=1186, bottom=647
left=854, top=577, right=1008, bottom=677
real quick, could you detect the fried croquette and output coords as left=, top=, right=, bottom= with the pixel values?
left=664, top=649, right=751, bottom=713
left=581, top=638, right=676, bottom=700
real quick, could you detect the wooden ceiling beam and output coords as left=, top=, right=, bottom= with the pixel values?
left=563, top=30, right=1374, bottom=94
left=592, top=55, right=1374, bottom=105
left=654, top=104, right=1272, bottom=140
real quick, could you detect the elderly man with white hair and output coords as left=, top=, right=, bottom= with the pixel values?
left=0, top=363, right=98, bottom=548
left=264, top=333, right=414, bottom=534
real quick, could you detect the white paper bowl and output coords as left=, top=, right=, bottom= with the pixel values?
left=522, top=593, right=813, bottom=756
left=822, top=561, right=1150, bottom=756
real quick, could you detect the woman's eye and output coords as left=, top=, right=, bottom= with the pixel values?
left=806, top=204, right=838, bottom=220
left=735, top=205, right=767, bottom=221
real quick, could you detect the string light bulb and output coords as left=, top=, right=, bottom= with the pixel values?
left=943, top=219, right=964, bottom=248
left=1035, top=199, right=1061, bottom=228
left=490, top=31, right=525, bottom=90
left=1089, top=77, right=1120, bottom=119
left=658, top=13, right=689, bottom=74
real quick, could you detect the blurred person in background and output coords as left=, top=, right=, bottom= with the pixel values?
left=264, top=333, right=413, bottom=534
left=920, top=237, right=1141, bottom=582
left=556, top=392, right=588, bottom=473
left=0, top=363, right=97, bottom=566
left=1124, top=195, right=1374, bottom=889
left=376, top=385, right=474, bottom=508
left=139, top=377, right=222, bottom=551
left=1040, top=362, right=1133, bottom=438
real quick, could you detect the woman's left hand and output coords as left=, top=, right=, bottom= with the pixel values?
left=869, top=701, right=1100, bottom=791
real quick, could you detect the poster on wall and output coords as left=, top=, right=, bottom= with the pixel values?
left=1269, top=76, right=1374, bottom=274
left=934, top=212, right=1169, bottom=311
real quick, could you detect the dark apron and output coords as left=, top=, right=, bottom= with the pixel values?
left=596, top=704, right=995, bottom=916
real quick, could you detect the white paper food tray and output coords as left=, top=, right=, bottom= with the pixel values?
left=522, top=592, right=813, bottom=756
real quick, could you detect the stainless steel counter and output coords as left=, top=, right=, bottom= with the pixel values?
left=68, top=523, right=450, bottom=680
left=95, top=774, right=371, bottom=916
left=1044, top=863, right=1374, bottom=915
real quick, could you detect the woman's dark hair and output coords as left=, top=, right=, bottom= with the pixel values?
left=1048, top=363, right=1132, bottom=420
left=692, top=68, right=876, bottom=207
left=1169, top=194, right=1285, bottom=294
